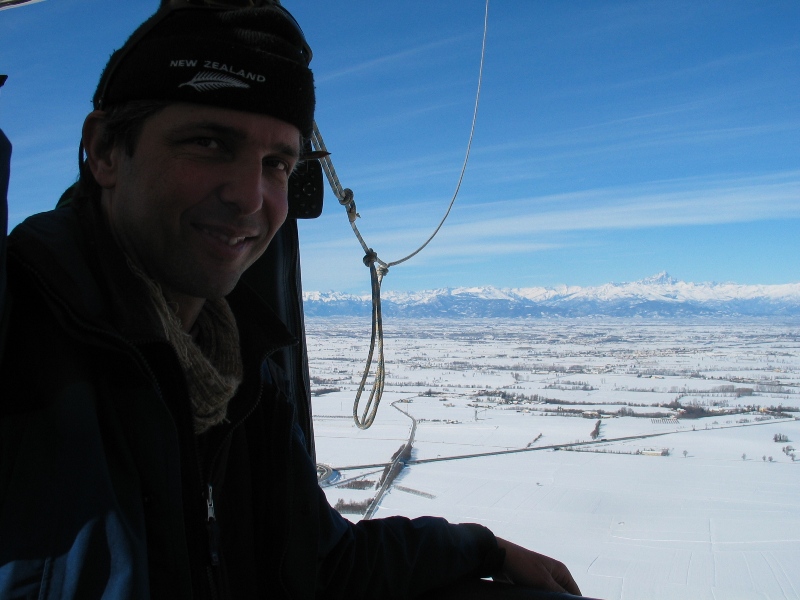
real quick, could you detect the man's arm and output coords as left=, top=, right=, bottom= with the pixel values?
left=317, top=511, right=504, bottom=599
left=496, top=537, right=582, bottom=596
left=290, top=393, right=581, bottom=598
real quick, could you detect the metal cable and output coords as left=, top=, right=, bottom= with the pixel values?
left=311, top=0, right=490, bottom=428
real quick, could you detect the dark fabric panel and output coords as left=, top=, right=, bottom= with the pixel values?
left=0, top=129, right=11, bottom=365
left=240, top=219, right=315, bottom=460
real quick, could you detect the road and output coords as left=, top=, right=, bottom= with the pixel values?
left=363, top=402, right=417, bottom=520
left=331, top=415, right=795, bottom=472
left=324, top=410, right=796, bottom=517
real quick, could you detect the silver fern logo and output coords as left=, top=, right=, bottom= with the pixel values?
left=179, top=71, right=250, bottom=92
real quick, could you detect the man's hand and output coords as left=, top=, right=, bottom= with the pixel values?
left=495, top=537, right=582, bottom=596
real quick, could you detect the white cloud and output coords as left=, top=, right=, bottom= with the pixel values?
left=316, top=36, right=465, bottom=84
left=453, top=172, right=800, bottom=237
left=303, top=171, right=800, bottom=271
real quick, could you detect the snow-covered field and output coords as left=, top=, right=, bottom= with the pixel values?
left=308, top=318, right=800, bottom=600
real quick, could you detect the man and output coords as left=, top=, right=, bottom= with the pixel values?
left=0, top=3, right=584, bottom=598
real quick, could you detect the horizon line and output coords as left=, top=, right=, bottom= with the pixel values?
left=303, top=273, right=800, bottom=295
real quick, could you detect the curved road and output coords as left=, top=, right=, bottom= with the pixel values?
left=363, top=401, right=417, bottom=520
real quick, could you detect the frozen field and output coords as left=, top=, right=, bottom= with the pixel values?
left=308, top=318, right=800, bottom=600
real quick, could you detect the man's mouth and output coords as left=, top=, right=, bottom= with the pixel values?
left=199, top=226, right=249, bottom=247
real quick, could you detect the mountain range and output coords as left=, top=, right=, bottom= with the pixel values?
left=302, top=272, right=800, bottom=318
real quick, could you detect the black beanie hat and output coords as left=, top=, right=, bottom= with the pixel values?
left=93, top=6, right=315, bottom=137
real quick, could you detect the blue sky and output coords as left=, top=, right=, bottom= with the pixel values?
left=2, top=0, right=798, bottom=293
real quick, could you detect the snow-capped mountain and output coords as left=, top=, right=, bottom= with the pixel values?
left=302, top=272, right=800, bottom=318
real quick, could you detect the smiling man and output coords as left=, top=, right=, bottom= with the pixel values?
left=86, top=104, right=299, bottom=331
left=0, top=3, right=583, bottom=599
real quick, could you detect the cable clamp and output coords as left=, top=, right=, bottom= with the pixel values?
left=340, top=189, right=360, bottom=223
left=338, top=188, right=354, bottom=206
left=363, top=249, right=378, bottom=268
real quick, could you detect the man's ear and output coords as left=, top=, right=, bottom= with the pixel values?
left=82, top=110, right=118, bottom=189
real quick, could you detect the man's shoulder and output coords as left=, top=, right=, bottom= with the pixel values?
left=9, top=202, right=89, bottom=280
left=8, top=199, right=113, bottom=324
left=9, top=201, right=87, bottom=260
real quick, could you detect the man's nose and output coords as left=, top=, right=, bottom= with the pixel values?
left=219, top=158, right=264, bottom=216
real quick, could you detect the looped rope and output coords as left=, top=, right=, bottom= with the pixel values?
left=351, top=259, right=387, bottom=429
left=310, top=0, right=489, bottom=429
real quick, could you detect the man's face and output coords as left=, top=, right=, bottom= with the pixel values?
left=102, top=103, right=300, bottom=302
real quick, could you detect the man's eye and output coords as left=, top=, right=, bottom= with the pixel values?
left=193, top=137, right=220, bottom=149
left=263, top=158, right=290, bottom=172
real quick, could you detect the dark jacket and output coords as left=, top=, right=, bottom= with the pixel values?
left=0, top=157, right=500, bottom=598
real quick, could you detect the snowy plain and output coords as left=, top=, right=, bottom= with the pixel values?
left=308, top=318, right=800, bottom=600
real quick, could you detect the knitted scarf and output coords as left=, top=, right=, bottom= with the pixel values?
left=128, top=259, right=243, bottom=435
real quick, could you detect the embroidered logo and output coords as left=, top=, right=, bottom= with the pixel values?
left=179, top=71, right=250, bottom=92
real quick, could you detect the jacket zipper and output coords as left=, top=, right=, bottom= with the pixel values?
left=206, top=484, right=221, bottom=567
left=198, top=361, right=267, bottom=598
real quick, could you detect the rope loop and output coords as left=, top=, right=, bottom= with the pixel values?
left=353, top=260, right=386, bottom=430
